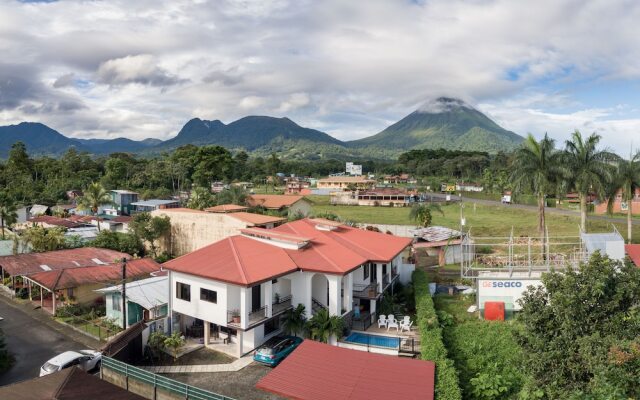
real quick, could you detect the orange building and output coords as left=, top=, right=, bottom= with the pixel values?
left=594, top=188, right=640, bottom=215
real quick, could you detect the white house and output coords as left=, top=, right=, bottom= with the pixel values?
left=163, top=218, right=414, bottom=357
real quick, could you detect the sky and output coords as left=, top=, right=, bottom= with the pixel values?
left=1, top=0, right=640, bottom=153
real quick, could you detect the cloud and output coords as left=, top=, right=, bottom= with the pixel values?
left=53, top=73, right=75, bottom=88
left=96, top=54, right=186, bottom=87
left=277, top=93, right=310, bottom=113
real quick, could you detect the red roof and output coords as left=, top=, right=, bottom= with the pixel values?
left=28, top=258, right=161, bottom=290
left=163, top=218, right=412, bottom=285
left=27, top=215, right=85, bottom=229
left=256, top=340, right=435, bottom=400
left=228, top=212, right=286, bottom=226
left=625, top=244, right=640, bottom=267
left=247, top=194, right=307, bottom=209
left=163, top=236, right=299, bottom=286
left=0, top=248, right=130, bottom=277
left=205, top=204, right=249, bottom=213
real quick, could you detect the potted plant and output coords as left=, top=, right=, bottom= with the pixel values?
left=274, top=292, right=281, bottom=304
left=232, top=313, right=241, bottom=324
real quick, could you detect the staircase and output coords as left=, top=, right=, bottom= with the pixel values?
left=311, top=297, right=328, bottom=314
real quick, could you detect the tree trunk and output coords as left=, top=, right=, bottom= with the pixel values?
left=537, top=194, right=545, bottom=236
left=579, top=194, right=587, bottom=232
left=1, top=215, right=5, bottom=241
left=628, top=201, right=633, bottom=244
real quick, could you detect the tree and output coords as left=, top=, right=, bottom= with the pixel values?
left=19, top=226, right=66, bottom=252
left=516, top=252, right=640, bottom=398
left=305, top=309, right=344, bottom=343
left=215, top=186, right=248, bottom=206
left=510, top=133, right=563, bottom=237
left=186, top=186, right=215, bottom=210
left=92, top=230, right=144, bottom=256
left=0, top=192, right=17, bottom=240
left=163, top=332, right=185, bottom=362
left=563, top=131, right=617, bottom=231
left=604, top=151, right=640, bottom=243
left=282, top=304, right=307, bottom=337
left=0, top=328, right=12, bottom=372
left=409, top=203, right=444, bottom=227
left=77, top=182, right=113, bottom=231
left=129, top=213, right=171, bottom=258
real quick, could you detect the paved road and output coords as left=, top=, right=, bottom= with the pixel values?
left=426, top=192, right=640, bottom=226
left=0, top=297, right=85, bottom=386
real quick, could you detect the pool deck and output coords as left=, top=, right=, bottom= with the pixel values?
left=359, top=323, right=420, bottom=340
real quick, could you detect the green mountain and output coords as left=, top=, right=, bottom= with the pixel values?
left=347, top=97, right=523, bottom=153
left=0, top=122, right=86, bottom=157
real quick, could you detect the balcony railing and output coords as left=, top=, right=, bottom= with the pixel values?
left=272, top=295, right=293, bottom=315
left=353, top=283, right=379, bottom=299
left=227, top=296, right=293, bottom=329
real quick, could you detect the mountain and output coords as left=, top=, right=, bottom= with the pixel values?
left=348, top=97, right=523, bottom=153
left=0, top=122, right=86, bottom=157
left=75, top=137, right=159, bottom=154
left=155, top=116, right=344, bottom=151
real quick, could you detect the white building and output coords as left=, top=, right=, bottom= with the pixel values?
left=164, top=218, right=414, bottom=357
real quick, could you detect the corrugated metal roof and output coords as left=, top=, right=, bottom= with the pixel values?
left=131, top=199, right=179, bottom=207
left=625, top=244, right=640, bottom=267
left=228, top=212, right=285, bottom=226
left=0, top=248, right=130, bottom=277
left=256, top=340, right=435, bottom=400
left=411, top=226, right=462, bottom=242
left=581, top=231, right=625, bottom=260
left=205, top=204, right=249, bottom=213
left=96, top=275, right=168, bottom=310
left=247, top=195, right=307, bottom=209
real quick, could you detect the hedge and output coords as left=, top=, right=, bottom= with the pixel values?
left=413, top=269, right=462, bottom=400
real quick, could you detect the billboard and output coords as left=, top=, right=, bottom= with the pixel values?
left=346, top=162, right=362, bottom=175
left=477, top=278, right=542, bottom=311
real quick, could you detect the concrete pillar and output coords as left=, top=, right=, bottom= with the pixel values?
left=52, top=290, right=56, bottom=315
left=40, top=286, right=43, bottom=308
left=237, top=331, right=244, bottom=357
left=328, top=275, right=342, bottom=316
left=204, top=321, right=210, bottom=347
left=370, top=299, right=377, bottom=323
left=376, top=264, right=383, bottom=293
left=264, top=281, right=273, bottom=317
left=240, top=287, right=249, bottom=330
left=344, top=273, right=353, bottom=313
left=28, top=280, right=32, bottom=301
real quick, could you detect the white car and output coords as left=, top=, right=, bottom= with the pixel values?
left=39, top=350, right=102, bottom=377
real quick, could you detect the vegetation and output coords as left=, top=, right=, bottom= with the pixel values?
left=129, top=213, right=171, bottom=258
left=305, top=308, right=344, bottom=343
left=0, top=328, right=12, bottom=372
left=77, top=182, right=113, bottom=228
left=413, top=269, right=462, bottom=400
left=282, top=304, right=307, bottom=337
left=409, top=202, right=444, bottom=227
left=516, top=252, right=640, bottom=398
left=163, top=332, right=186, bottom=362
left=18, top=226, right=66, bottom=252
left=0, top=191, right=17, bottom=240
left=605, top=150, right=640, bottom=243
left=92, top=230, right=144, bottom=256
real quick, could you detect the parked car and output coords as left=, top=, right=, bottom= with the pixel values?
left=39, top=350, right=102, bottom=376
left=253, top=335, right=303, bottom=366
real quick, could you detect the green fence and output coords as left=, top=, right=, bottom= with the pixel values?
left=102, top=357, right=236, bottom=400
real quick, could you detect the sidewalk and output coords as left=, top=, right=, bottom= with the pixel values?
left=142, top=356, right=254, bottom=373
left=0, top=293, right=102, bottom=349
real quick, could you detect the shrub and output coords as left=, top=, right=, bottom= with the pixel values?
left=413, top=269, right=462, bottom=400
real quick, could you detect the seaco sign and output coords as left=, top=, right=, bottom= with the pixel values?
left=481, top=281, right=523, bottom=288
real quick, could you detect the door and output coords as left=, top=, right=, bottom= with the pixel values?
left=372, top=264, right=377, bottom=282
left=252, top=285, right=261, bottom=312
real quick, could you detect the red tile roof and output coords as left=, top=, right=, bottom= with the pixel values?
left=228, top=212, right=285, bottom=226
left=247, top=195, right=307, bottom=209
left=0, top=248, right=130, bottom=277
left=27, top=215, right=85, bottom=229
left=625, top=244, right=640, bottom=267
left=205, top=204, right=249, bottom=213
left=163, top=236, right=299, bottom=286
left=28, top=258, right=161, bottom=290
left=163, top=218, right=412, bottom=285
left=256, top=340, right=435, bottom=400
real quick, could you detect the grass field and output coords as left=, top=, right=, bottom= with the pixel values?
left=308, top=195, right=640, bottom=242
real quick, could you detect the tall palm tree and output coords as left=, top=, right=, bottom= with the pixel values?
left=409, top=203, right=444, bottom=228
left=282, top=304, right=307, bottom=337
left=510, top=133, right=563, bottom=237
left=305, top=308, right=344, bottom=343
left=77, top=182, right=113, bottom=232
left=604, top=151, right=640, bottom=243
left=563, top=131, right=617, bottom=231
left=0, top=192, right=17, bottom=240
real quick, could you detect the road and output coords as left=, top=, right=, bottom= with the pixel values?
left=426, top=192, right=640, bottom=226
left=0, top=297, right=85, bottom=386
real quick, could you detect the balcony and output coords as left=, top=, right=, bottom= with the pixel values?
left=272, top=295, right=293, bottom=315
left=353, top=283, right=380, bottom=299
left=226, top=295, right=293, bottom=330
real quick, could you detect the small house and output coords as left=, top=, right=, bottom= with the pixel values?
left=97, top=275, right=168, bottom=328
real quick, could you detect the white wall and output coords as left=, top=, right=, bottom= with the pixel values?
left=477, top=278, right=542, bottom=311
left=170, top=271, right=230, bottom=326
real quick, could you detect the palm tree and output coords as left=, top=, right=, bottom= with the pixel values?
left=563, top=131, right=617, bottom=231
left=0, top=192, right=17, bottom=240
left=77, top=182, right=113, bottom=231
left=510, top=133, right=563, bottom=237
left=282, top=304, right=307, bottom=337
left=604, top=151, right=640, bottom=243
left=306, top=308, right=344, bottom=343
left=409, top=203, right=444, bottom=228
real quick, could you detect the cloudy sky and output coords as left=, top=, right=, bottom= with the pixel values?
left=1, top=0, right=640, bottom=152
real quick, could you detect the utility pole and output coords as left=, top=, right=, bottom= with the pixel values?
left=122, top=258, right=127, bottom=329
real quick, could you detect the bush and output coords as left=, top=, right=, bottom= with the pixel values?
left=413, top=269, right=462, bottom=400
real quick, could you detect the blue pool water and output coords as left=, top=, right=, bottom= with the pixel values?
left=344, top=332, right=400, bottom=349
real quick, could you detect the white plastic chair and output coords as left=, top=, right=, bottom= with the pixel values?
left=400, top=320, right=413, bottom=332
left=377, top=315, right=387, bottom=328
left=387, top=318, right=399, bottom=332
left=403, top=316, right=410, bottom=324
left=387, top=314, right=396, bottom=324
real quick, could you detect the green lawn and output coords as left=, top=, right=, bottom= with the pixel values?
left=308, top=195, right=640, bottom=242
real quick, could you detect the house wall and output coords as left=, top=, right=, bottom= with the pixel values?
left=151, top=210, right=249, bottom=257
left=170, top=271, right=230, bottom=327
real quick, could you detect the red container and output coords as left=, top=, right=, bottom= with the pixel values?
left=484, top=301, right=505, bottom=321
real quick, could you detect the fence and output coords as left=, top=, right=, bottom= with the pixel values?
left=101, top=356, right=236, bottom=400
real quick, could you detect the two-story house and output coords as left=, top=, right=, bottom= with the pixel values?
left=163, top=218, right=414, bottom=357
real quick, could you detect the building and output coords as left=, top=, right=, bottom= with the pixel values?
left=256, top=340, right=435, bottom=400
left=97, top=274, right=168, bottom=328
left=204, top=204, right=249, bottom=213
left=28, top=204, right=50, bottom=218
left=110, top=190, right=139, bottom=216
left=23, top=258, right=161, bottom=315
left=210, top=181, right=227, bottom=193
left=285, top=179, right=310, bottom=195
left=330, top=189, right=419, bottom=207
left=412, top=226, right=464, bottom=266
left=595, top=188, right=640, bottom=215
left=130, top=199, right=180, bottom=213
left=625, top=244, right=640, bottom=267
left=455, top=182, right=484, bottom=192
left=382, top=174, right=412, bottom=184
left=0, top=367, right=146, bottom=400
left=164, top=218, right=414, bottom=357
left=345, top=162, right=363, bottom=176
left=246, top=194, right=313, bottom=217
left=317, top=176, right=375, bottom=190
left=151, top=208, right=286, bottom=256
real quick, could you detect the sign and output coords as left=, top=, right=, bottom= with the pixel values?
left=477, top=278, right=542, bottom=311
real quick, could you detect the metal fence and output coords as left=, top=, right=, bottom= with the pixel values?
left=101, top=356, right=237, bottom=400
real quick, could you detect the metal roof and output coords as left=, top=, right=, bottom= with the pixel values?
left=96, top=275, right=168, bottom=310
left=411, top=226, right=462, bottom=242
left=131, top=199, right=179, bottom=207
left=581, top=230, right=625, bottom=261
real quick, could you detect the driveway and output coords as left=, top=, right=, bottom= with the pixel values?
left=0, top=296, right=85, bottom=386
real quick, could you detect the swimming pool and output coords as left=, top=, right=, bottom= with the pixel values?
left=344, top=332, right=400, bottom=349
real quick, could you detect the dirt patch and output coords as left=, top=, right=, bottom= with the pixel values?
left=137, top=347, right=235, bottom=367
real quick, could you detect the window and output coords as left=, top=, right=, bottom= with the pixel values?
left=200, top=288, right=218, bottom=304
left=176, top=282, right=191, bottom=302
left=112, top=293, right=121, bottom=311
left=264, top=316, right=281, bottom=336
left=382, top=264, right=387, bottom=275
left=363, top=264, right=369, bottom=280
